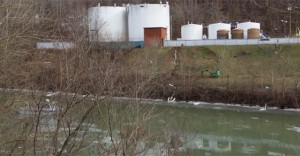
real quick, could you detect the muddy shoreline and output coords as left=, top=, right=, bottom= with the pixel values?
left=169, top=86, right=300, bottom=109
left=2, top=73, right=299, bottom=109
left=142, top=75, right=300, bottom=109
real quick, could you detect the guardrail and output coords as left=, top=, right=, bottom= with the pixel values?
left=37, top=42, right=75, bottom=49
left=164, top=38, right=300, bottom=47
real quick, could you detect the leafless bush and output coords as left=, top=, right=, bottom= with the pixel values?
left=0, top=0, right=166, bottom=155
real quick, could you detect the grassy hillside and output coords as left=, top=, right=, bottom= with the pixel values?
left=0, top=43, right=299, bottom=107
left=124, top=44, right=300, bottom=92
left=1, top=43, right=299, bottom=96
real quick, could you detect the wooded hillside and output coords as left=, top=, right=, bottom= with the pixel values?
left=86, top=0, right=300, bottom=39
left=2, top=0, right=300, bottom=40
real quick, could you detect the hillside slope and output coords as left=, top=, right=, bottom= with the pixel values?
left=0, top=44, right=299, bottom=108
left=124, top=45, right=300, bottom=108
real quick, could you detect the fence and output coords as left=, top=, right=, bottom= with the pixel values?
left=164, top=38, right=300, bottom=47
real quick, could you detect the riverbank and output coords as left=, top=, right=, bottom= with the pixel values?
left=1, top=87, right=300, bottom=113
left=125, top=45, right=300, bottom=108
left=124, top=74, right=299, bottom=109
left=0, top=44, right=299, bottom=108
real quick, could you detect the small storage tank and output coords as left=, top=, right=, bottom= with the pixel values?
left=231, top=29, right=244, bottom=39
left=128, top=3, right=170, bottom=41
left=248, top=28, right=260, bottom=39
left=88, top=4, right=127, bottom=42
left=208, top=23, right=231, bottom=39
left=237, top=22, right=260, bottom=39
left=181, top=24, right=203, bottom=40
left=217, top=29, right=229, bottom=39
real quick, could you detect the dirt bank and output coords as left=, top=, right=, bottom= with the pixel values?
left=1, top=45, right=299, bottom=109
left=143, top=75, right=300, bottom=109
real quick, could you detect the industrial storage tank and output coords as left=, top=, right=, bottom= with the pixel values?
left=128, top=3, right=170, bottom=41
left=247, top=28, right=260, bottom=39
left=237, top=22, right=260, bottom=39
left=88, top=4, right=127, bottom=42
left=217, top=29, right=229, bottom=39
left=181, top=24, right=203, bottom=40
left=208, top=23, right=231, bottom=39
left=231, top=29, right=244, bottom=39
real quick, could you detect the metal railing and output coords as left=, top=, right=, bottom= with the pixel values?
left=164, top=38, right=300, bottom=47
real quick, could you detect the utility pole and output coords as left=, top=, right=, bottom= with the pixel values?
left=288, top=6, right=292, bottom=37
left=281, top=20, right=288, bottom=37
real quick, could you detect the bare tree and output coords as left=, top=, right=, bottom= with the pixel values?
left=0, top=1, right=172, bottom=155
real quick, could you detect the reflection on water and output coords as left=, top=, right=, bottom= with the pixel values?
left=2, top=101, right=300, bottom=156
left=183, top=133, right=299, bottom=155
left=155, top=103, right=300, bottom=156
left=287, top=126, right=300, bottom=133
left=6, top=112, right=103, bottom=155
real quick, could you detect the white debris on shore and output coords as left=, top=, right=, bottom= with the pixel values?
left=1, top=87, right=300, bottom=112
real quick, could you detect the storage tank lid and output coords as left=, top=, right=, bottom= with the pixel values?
left=182, top=23, right=202, bottom=27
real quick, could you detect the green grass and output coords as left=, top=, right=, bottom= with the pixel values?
left=124, top=44, right=300, bottom=91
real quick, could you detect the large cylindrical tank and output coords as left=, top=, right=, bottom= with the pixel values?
left=237, top=22, right=260, bottom=39
left=208, top=23, right=231, bottom=39
left=181, top=24, right=203, bottom=40
left=248, top=28, right=260, bottom=39
left=217, top=29, right=229, bottom=39
left=88, top=4, right=127, bottom=42
left=128, top=3, right=170, bottom=41
left=231, top=29, right=244, bottom=39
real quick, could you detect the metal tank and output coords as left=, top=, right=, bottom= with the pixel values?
left=88, top=4, right=127, bottom=42
left=231, top=29, right=244, bottom=39
left=128, top=3, right=170, bottom=41
left=217, top=29, right=229, bottom=39
left=208, top=23, right=231, bottom=39
left=247, top=28, right=260, bottom=39
left=181, top=24, right=203, bottom=40
left=237, top=22, right=260, bottom=39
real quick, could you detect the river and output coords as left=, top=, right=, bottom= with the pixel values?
left=1, top=92, right=300, bottom=155
left=153, top=102, right=300, bottom=156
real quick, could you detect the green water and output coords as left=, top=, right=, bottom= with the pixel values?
left=154, top=104, right=300, bottom=156
left=2, top=93, right=300, bottom=156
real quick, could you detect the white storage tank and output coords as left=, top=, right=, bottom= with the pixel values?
left=88, top=4, right=127, bottom=42
left=128, top=3, right=170, bottom=41
left=181, top=24, right=203, bottom=40
left=237, top=22, right=260, bottom=39
left=208, top=23, right=231, bottom=39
